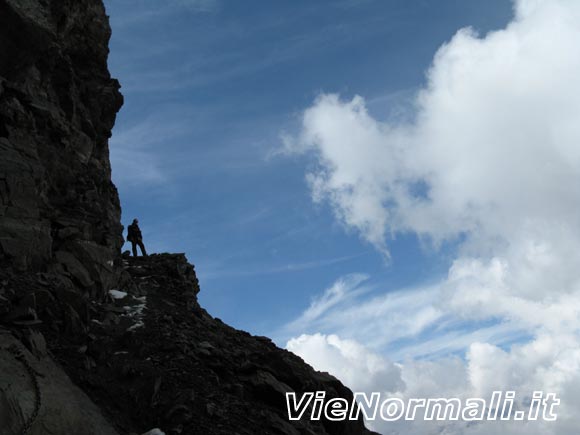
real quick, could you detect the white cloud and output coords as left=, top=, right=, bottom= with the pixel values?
left=280, top=275, right=448, bottom=351
left=288, top=330, right=580, bottom=435
left=284, top=273, right=371, bottom=331
left=281, top=270, right=532, bottom=361
left=284, top=1, right=580, bottom=433
left=287, top=333, right=403, bottom=395
left=288, top=0, right=580, bottom=257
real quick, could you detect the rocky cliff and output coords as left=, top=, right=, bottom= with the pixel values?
left=0, top=0, right=123, bottom=295
left=0, top=1, right=378, bottom=434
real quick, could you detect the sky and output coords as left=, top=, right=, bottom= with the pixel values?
left=104, top=1, right=580, bottom=434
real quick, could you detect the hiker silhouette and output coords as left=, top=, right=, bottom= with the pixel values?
left=127, top=218, right=147, bottom=257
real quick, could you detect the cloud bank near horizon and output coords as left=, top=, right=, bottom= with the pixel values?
left=284, top=0, right=580, bottom=433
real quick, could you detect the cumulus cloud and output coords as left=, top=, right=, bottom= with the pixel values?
left=284, top=0, right=580, bottom=434
left=288, top=330, right=580, bottom=435
left=287, top=0, right=580, bottom=257
left=287, top=333, right=403, bottom=395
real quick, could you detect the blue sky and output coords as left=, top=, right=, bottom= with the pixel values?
left=105, top=0, right=511, bottom=337
left=104, top=2, right=580, bottom=433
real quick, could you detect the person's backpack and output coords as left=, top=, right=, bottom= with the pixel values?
left=127, top=224, right=135, bottom=242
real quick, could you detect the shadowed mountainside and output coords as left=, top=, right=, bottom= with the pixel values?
left=0, top=0, right=123, bottom=293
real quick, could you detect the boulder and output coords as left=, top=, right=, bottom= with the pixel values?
left=0, top=331, right=120, bottom=435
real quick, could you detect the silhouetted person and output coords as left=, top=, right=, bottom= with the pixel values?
left=127, top=218, right=147, bottom=257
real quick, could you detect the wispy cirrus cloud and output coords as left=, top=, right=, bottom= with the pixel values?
left=284, top=273, right=371, bottom=331
left=110, top=109, right=194, bottom=188
left=200, top=253, right=367, bottom=281
left=282, top=273, right=527, bottom=360
left=110, top=0, right=219, bottom=27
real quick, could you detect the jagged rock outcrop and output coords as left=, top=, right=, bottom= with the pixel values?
left=48, top=253, right=376, bottom=435
left=0, top=0, right=123, bottom=295
left=0, top=1, right=380, bottom=434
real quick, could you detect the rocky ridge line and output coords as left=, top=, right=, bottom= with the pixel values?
left=49, top=253, right=377, bottom=435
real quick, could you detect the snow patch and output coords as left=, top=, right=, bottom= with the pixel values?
left=109, top=289, right=127, bottom=299
left=122, top=295, right=147, bottom=331
left=127, top=320, right=144, bottom=332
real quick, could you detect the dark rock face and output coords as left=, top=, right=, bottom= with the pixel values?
left=51, top=254, right=377, bottom=435
left=0, top=332, right=121, bottom=435
left=0, top=0, right=123, bottom=294
left=0, top=1, right=380, bottom=434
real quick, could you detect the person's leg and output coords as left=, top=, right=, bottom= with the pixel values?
left=131, top=241, right=138, bottom=257
left=138, top=240, right=147, bottom=256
